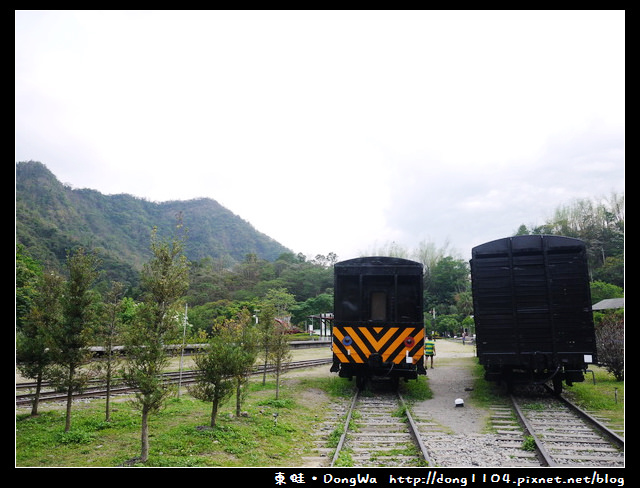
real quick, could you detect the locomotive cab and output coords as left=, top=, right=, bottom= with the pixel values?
left=331, top=257, right=426, bottom=388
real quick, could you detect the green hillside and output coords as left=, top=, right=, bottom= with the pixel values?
left=16, top=161, right=291, bottom=286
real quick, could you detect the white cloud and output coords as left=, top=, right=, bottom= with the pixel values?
left=15, top=10, right=624, bottom=260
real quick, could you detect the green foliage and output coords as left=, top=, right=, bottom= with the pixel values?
left=521, top=436, right=536, bottom=451
left=262, top=287, right=297, bottom=316
left=56, top=430, right=96, bottom=445
left=16, top=245, right=43, bottom=329
left=516, top=193, right=624, bottom=288
left=257, top=398, right=295, bottom=409
left=590, top=281, right=624, bottom=305
left=291, top=292, right=333, bottom=326
left=255, top=302, right=293, bottom=399
left=190, top=309, right=259, bottom=425
left=400, top=376, right=432, bottom=401
left=322, top=376, right=358, bottom=398
left=40, top=247, right=102, bottom=431
left=424, top=256, right=470, bottom=320
left=430, top=314, right=461, bottom=337
left=186, top=255, right=333, bottom=329
left=593, top=255, right=624, bottom=288
left=189, top=336, right=238, bottom=426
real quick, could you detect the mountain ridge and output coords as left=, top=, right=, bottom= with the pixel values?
left=16, top=160, right=292, bottom=285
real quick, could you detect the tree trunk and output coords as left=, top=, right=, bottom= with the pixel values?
left=210, top=398, right=219, bottom=428
left=30, top=373, right=43, bottom=417
left=105, top=364, right=112, bottom=422
left=64, top=367, right=74, bottom=432
left=235, top=378, right=241, bottom=417
left=140, top=407, right=150, bottom=463
left=262, top=356, right=268, bottom=385
left=65, top=386, right=73, bottom=432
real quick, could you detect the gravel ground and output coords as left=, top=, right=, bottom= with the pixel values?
left=414, top=339, right=486, bottom=434
left=410, top=340, right=535, bottom=467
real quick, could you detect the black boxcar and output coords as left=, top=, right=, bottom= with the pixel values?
left=330, top=257, right=426, bottom=388
left=470, top=235, right=597, bottom=393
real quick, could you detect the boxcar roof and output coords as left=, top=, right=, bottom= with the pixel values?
left=471, top=235, right=586, bottom=257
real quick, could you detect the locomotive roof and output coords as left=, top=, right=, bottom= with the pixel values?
left=335, top=256, right=422, bottom=268
left=334, top=256, right=422, bottom=274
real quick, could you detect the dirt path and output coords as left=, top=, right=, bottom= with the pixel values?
left=414, top=339, right=488, bottom=434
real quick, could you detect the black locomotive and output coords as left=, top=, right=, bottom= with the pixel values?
left=470, top=235, right=598, bottom=393
left=330, top=257, right=426, bottom=388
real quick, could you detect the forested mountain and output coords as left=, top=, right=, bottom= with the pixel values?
left=16, top=161, right=291, bottom=287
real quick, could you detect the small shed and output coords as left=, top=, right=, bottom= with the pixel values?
left=592, top=298, right=624, bottom=311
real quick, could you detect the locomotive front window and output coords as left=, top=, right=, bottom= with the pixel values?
left=370, top=291, right=387, bottom=321
left=338, top=275, right=360, bottom=321
left=397, top=276, right=421, bottom=322
left=363, top=275, right=393, bottom=321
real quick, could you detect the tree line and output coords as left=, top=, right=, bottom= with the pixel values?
left=185, top=192, right=623, bottom=341
left=515, top=192, right=624, bottom=286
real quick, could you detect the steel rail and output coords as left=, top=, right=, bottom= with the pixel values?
left=510, top=394, right=554, bottom=466
left=330, top=389, right=360, bottom=467
left=398, top=392, right=432, bottom=466
left=510, top=392, right=624, bottom=467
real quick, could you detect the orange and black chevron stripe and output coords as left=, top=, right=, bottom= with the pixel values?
left=332, top=325, right=424, bottom=365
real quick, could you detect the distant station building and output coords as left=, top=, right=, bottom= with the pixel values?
left=307, top=313, right=333, bottom=339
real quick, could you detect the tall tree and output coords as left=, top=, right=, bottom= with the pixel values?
left=121, top=226, right=189, bottom=463
left=16, top=271, right=64, bottom=416
left=268, top=319, right=292, bottom=400
left=413, top=238, right=458, bottom=283
left=425, top=256, right=470, bottom=315
left=516, top=192, right=624, bottom=283
left=189, top=324, right=243, bottom=427
left=263, top=287, right=296, bottom=319
left=92, top=281, right=127, bottom=422
left=228, top=309, right=259, bottom=417
left=258, top=305, right=276, bottom=386
left=48, top=247, right=101, bottom=432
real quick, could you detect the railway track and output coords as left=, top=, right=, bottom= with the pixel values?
left=410, top=400, right=542, bottom=467
left=309, top=382, right=624, bottom=468
left=511, top=389, right=624, bottom=467
left=16, top=358, right=332, bottom=407
left=330, top=388, right=430, bottom=467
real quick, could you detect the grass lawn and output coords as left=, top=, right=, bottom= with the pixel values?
left=16, top=374, right=349, bottom=467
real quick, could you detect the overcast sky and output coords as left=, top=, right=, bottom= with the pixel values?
left=15, top=10, right=625, bottom=261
